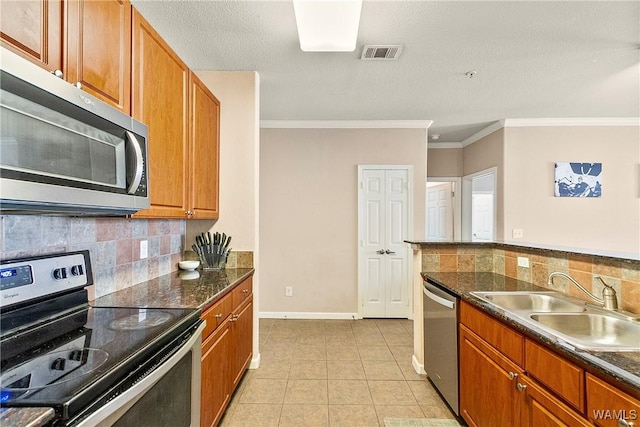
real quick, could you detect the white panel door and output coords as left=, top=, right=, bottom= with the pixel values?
left=360, top=168, right=410, bottom=318
left=426, top=182, right=453, bottom=241
left=472, top=193, right=494, bottom=241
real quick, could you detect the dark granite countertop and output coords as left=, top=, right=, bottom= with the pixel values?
left=424, top=271, right=640, bottom=398
left=0, top=407, right=55, bottom=427
left=91, top=268, right=254, bottom=310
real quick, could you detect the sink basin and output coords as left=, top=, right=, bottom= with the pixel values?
left=471, top=291, right=586, bottom=313
left=530, top=313, right=640, bottom=351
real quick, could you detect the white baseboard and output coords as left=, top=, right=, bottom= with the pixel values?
left=412, top=354, right=426, bottom=375
left=249, top=353, right=260, bottom=369
left=259, top=311, right=359, bottom=320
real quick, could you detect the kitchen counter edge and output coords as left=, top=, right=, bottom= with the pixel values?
left=0, top=407, right=55, bottom=427
left=91, top=268, right=255, bottom=310
left=423, top=271, right=640, bottom=398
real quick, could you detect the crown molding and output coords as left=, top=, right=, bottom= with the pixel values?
left=503, top=117, right=640, bottom=127
left=460, top=117, right=640, bottom=147
left=461, top=120, right=505, bottom=147
left=260, top=120, right=433, bottom=129
left=427, top=142, right=463, bottom=149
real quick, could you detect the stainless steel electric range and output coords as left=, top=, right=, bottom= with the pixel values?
left=0, top=251, right=205, bottom=426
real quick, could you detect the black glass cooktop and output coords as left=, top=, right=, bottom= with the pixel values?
left=0, top=304, right=200, bottom=415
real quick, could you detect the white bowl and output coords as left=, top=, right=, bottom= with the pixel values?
left=178, top=260, right=200, bottom=271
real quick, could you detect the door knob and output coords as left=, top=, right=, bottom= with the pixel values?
left=385, top=249, right=396, bottom=255
left=376, top=249, right=385, bottom=254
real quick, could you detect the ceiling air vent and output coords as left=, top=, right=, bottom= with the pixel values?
left=361, top=45, right=403, bottom=61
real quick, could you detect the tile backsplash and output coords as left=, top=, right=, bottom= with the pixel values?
left=1, top=215, right=186, bottom=299
left=421, top=244, right=640, bottom=314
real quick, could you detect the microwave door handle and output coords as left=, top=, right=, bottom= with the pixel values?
left=125, top=131, right=144, bottom=195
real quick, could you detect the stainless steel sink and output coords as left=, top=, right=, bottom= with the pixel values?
left=470, top=291, right=640, bottom=352
left=530, top=313, right=640, bottom=351
left=471, top=291, right=586, bottom=313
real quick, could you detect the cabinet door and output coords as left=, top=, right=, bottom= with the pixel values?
left=459, top=324, right=521, bottom=427
left=519, top=376, right=592, bottom=427
left=66, top=0, right=131, bottom=113
left=0, top=0, right=62, bottom=72
left=231, top=298, right=253, bottom=388
left=189, top=72, right=220, bottom=219
left=131, top=8, right=189, bottom=218
left=587, top=374, right=640, bottom=427
left=201, top=320, right=231, bottom=427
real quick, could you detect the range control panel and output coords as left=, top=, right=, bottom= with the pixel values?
left=0, top=251, right=92, bottom=309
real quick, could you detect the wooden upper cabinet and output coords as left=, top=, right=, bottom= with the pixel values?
left=131, top=8, right=189, bottom=218
left=65, top=0, right=132, bottom=113
left=189, top=72, right=220, bottom=219
left=0, top=0, right=63, bottom=72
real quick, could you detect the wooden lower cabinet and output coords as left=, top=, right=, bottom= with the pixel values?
left=587, top=374, right=640, bottom=427
left=459, top=301, right=592, bottom=427
left=519, top=375, right=593, bottom=427
left=201, top=319, right=231, bottom=427
left=459, top=324, right=522, bottom=426
left=200, top=276, right=253, bottom=427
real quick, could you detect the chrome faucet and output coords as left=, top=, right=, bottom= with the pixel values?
left=547, top=272, right=618, bottom=311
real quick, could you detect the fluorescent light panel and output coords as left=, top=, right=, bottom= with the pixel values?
left=293, top=0, right=362, bottom=52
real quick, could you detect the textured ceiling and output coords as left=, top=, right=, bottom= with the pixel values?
left=131, top=0, right=640, bottom=142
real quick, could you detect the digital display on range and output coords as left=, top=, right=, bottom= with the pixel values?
left=0, top=265, right=33, bottom=290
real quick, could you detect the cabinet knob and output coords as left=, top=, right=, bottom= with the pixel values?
left=75, top=82, right=82, bottom=89
left=243, top=289, right=249, bottom=294
left=52, top=69, right=63, bottom=78
left=508, top=371, right=518, bottom=381
left=516, top=383, right=527, bottom=392
left=618, top=420, right=635, bottom=427
left=215, top=313, right=222, bottom=319
left=230, top=314, right=239, bottom=322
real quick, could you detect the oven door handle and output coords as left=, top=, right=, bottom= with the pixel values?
left=424, top=285, right=455, bottom=309
left=75, top=322, right=205, bottom=427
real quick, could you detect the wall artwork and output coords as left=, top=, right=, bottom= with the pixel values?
left=554, top=162, right=602, bottom=197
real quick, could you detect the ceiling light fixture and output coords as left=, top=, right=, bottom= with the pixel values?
left=293, top=0, right=363, bottom=52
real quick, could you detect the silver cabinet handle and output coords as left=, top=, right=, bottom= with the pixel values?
left=215, top=313, right=222, bottom=318
left=618, top=420, right=635, bottom=427
left=508, top=372, right=518, bottom=381
left=516, top=383, right=527, bottom=392
left=243, top=289, right=249, bottom=294
left=75, top=82, right=82, bottom=89
left=376, top=249, right=385, bottom=254
left=52, top=69, right=63, bottom=78
left=385, top=249, right=396, bottom=255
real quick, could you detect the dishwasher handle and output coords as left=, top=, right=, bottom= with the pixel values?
left=424, top=283, right=456, bottom=309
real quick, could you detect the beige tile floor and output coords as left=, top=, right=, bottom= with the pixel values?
left=219, top=318, right=460, bottom=427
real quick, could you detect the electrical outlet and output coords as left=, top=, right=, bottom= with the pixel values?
left=517, top=256, right=530, bottom=268
left=512, top=229, right=524, bottom=239
left=139, top=240, right=148, bottom=259
left=285, top=286, right=293, bottom=297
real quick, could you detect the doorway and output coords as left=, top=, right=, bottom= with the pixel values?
left=358, top=166, right=413, bottom=318
left=462, top=168, right=497, bottom=241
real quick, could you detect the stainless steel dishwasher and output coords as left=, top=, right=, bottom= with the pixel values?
left=423, top=280, right=459, bottom=415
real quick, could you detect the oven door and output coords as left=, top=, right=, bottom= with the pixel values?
left=74, top=322, right=205, bottom=427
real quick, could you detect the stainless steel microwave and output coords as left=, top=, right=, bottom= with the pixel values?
left=0, top=47, right=149, bottom=216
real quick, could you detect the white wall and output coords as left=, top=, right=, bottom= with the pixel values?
left=260, top=128, right=427, bottom=315
left=503, top=125, right=640, bottom=257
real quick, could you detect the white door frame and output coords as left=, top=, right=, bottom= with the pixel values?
left=426, top=177, right=462, bottom=241
left=462, top=167, right=498, bottom=241
left=357, top=165, right=414, bottom=319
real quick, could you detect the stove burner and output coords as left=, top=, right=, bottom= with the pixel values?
left=108, top=310, right=174, bottom=331
left=1, top=348, right=108, bottom=402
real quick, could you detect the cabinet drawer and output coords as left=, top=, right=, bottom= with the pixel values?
left=460, top=301, right=524, bottom=366
left=586, top=373, right=640, bottom=427
left=232, top=277, right=252, bottom=309
left=202, top=293, right=233, bottom=340
left=525, top=339, right=585, bottom=413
